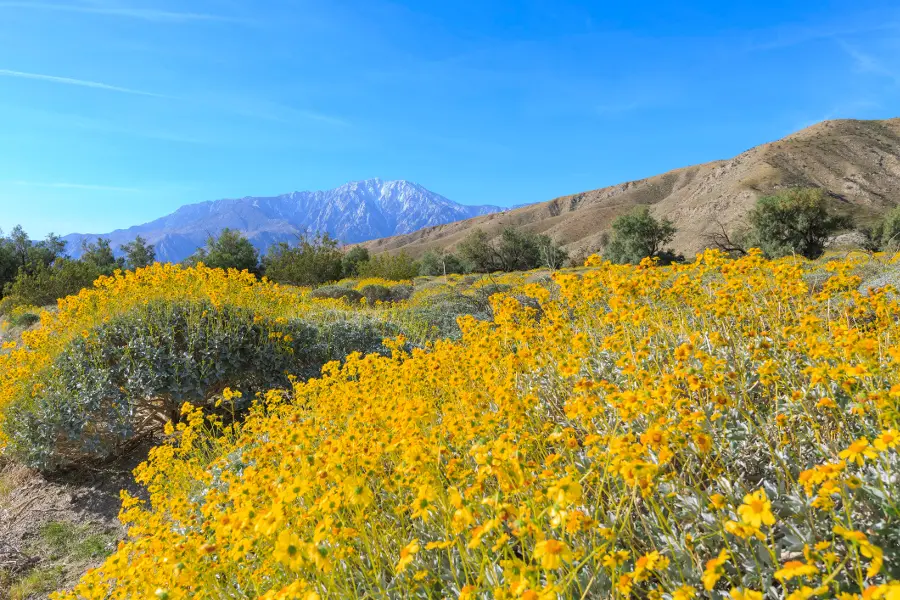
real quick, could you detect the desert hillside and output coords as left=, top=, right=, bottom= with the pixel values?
left=362, top=118, right=900, bottom=258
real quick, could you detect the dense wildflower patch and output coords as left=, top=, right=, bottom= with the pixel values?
left=43, top=250, right=900, bottom=598
left=0, top=264, right=392, bottom=462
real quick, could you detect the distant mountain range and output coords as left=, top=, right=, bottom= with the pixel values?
left=62, top=179, right=501, bottom=263
left=363, top=118, right=900, bottom=258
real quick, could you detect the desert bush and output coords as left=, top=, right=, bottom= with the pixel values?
left=400, top=291, right=493, bottom=339
left=357, top=251, right=420, bottom=281
left=3, top=300, right=390, bottom=469
left=54, top=249, right=900, bottom=599
left=418, top=250, right=468, bottom=276
left=603, top=206, right=680, bottom=264
left=7, top=311, right=40, bottom=329
left=4, top=259, right=101, bottom=307
left=359, top=284, right=414, bottom=304
left=263, top=233, right=345, bottom=287
left=187, top=228, right=260, bottom=273
left=747, top=187, right=852, bottom=259
left=341, top=246, right=370, bottom=278
left=309, top=285, right=364, bottom=304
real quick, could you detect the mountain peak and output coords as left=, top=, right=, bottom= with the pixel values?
left=62, top=179, right=501, bottom=263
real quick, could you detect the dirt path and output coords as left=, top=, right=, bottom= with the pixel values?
left=0, top=446, right=149, bottom=600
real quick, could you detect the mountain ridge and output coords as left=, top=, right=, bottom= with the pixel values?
left=360, top=118, right=900, bottom=259
left=62, top=178, right=501, bottom=263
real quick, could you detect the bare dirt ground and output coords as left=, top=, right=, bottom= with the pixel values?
left=0, top=446, right=149, bottom=600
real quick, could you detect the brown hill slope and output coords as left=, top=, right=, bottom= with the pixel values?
left=362, top=118, right=900, bottom=259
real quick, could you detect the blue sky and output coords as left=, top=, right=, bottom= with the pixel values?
left=1, top=0, right=899, bottom=238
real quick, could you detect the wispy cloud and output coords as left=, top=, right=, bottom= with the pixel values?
left=838, top=41, right=900, bottom=85
left=747, top=20, right=900, bottom=52
left=0, top=1, right=240, bottom=23
left=5, top=180, right=145, bottom=193
left=0, top=68, right=168, bottom=97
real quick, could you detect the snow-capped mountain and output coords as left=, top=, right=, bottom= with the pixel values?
left=62, top=179, right=501, bottom=263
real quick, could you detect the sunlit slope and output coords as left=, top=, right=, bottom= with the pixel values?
left=49, top=251, right=900, bottom=599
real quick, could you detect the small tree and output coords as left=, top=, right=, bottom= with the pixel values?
left=457, top=229, right=498, bottom=272
left=0, top=231, right=19, bottom=296
left=4, top=259, right=101, bottom=306
left=341, top=246, right=370, bottom=278
left=536, top=234, right=568, bottom=270
left=191, top=229, right=260, bottom=273
left=357, top=251, right=419, bottom=281
left=859, top=206, right=900, bottom=252
left=495, top=227, right=541, bottom=271
left=603, top=206, right=678, bottom=265
left=419, top=250, right=468, bottom=276
left=263, top=233, right=345, bottom=287
left=122, top=236, right=157, bottom=270
left=81, top=238, right=123, bottom=275
left=746, top=188, right=851, bottom=259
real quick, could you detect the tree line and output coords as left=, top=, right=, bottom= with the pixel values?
left=0, top=229, right=156, bottom=309
left=1, top=185, right=892, bottom=312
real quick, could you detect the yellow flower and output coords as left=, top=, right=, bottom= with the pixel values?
left=702, top=549, right=729, bottom=590
left=395, top=539, right=420, bottom=574
left=708, top=493, right=727, bottom=510
left=839, top=438, right=878, bottom=466
left=786, top=585, right=829, bottom=600
left=737, top=488, right=775, bottom=529
left=532, top=539, right=573, bottom=570
left=774, top=560, right=819, bottom=581
left=273, top=530, right=303, bottom=571
left=874, top=429, right=899, bottom=451
left=729, top=589, right=764, bottom=600
left=672, top=585, right=697, bottom=600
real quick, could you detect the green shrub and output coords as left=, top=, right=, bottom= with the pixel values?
left=4, top=259, right=101, bottom=307
left=3, top=300, right=392, bottom=469
left=0, top=295, right=20, bottom=316
left=8, top=311, right=40, bottom=329
left=473, top=283, right=512, bottom=301
left=603, top=206, right=680, bottom=265
left=357, top=252, right=419, bottom=280
left=359, top=284, right=414, bottom=304
left=401, top=292, right=493, bottom=340
left=187, top=228, right=260, bottom=273
left=746, top=187, right=852, bottom=259
left=263, top=234, right=345, bottom=287
left=418, top=251, right=468, bottom=276
left=309, top=285, right=364, bottom=304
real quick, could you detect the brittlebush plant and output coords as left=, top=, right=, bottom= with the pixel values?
left=35, top=251, right=900, bottom=598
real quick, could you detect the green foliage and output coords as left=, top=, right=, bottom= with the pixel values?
left=603, top=206, right=680, bottom=265
left=746, top=187, right=852, bottom=259
left=457, top=227, right=567, bottom=272
left=7, top=311, right=40, bottom=329
left=121, top=236, right=156, bottom=270
left=457, top=229, right=496, bottom=272
left=400, top=291, right=493, bottom=340
left=536, top=234, right=569, bottom=270
left=341, top=246, right=370, bottom=278
left=6, top=565, right=64, bottom=600
left=263, top=233, right=345, bottom=287
left=3, top=259, right=101, bottom=308
left=357, top=251, right=420, bottom=280
left=3, top=300, right=393, bottom=469
left=860, top=206, right=900, bottom=252
left=190, top=229, right=260, bottom=273
left=0, top=226, right=69, bottom=298
left=309, top=285, right=364, bottom=304
left=418, top=250, right=468, bottom=276
left=495, top=227, right=541, bottom=271
left=359, top=284, right=414, bottom=304
left=80, top=238, right=123, bottom=276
